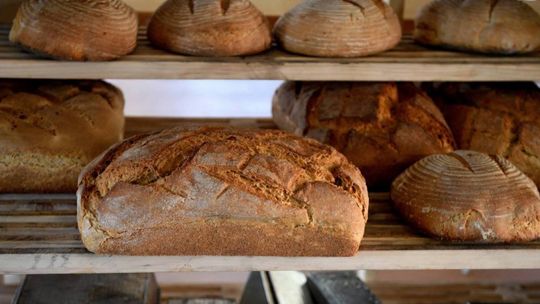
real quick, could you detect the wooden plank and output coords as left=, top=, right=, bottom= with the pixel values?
left=0, top=24, right=539, bottom=81
left=2, top=249, right=540, bottom=274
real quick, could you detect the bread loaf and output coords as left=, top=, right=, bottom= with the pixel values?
left=273, top=0, right=402, bottom=57
left=430, top=82, right=540, bottom=187
left=272, top=82, right=455, bottom=188
left=9, top=0, right=138, bottom=61
left=391, top=150, right=540, bottom=242
left=414, top=0, right=540, bottom=54
left=148, top=0, right=272, bottom=56
left=77, top=127, right=368, bottom=256
left=0, top=80, right=125, bottom=193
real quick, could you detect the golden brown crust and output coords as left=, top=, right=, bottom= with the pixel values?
left=9, top=0, right=138, bottom=61
left=272, top=82, right=456, bottom=188
left=391, top=150, right=540, bottom=242
left=0, top=80, right=125, bottom=193
left=431, top=82, right=540, bottom=187
left=414, top=0, right=540, bottom=54
left=273, top=0, right=402, bottom=57
left=77, top=127, right=368, bottom=256
left=148, top=0, right=272, bottom=57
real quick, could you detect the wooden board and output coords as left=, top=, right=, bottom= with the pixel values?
left=1, top=117, right=540, bottom=273
left=1, top=25, right=540, bottom=81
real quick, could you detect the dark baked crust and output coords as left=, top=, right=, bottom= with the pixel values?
left=77, top=127, right=369, bottom=256
left=0, top=80, right=125, bottom=193
left=272, top=82, right=456, bottom=188
left=414, top=0, right=540, bottom=54
left=431, top=82, right=540, bottom=187
left=9, top=0, right=138, bottom=61
left=147, top=0, right=272, bottom=57
left=391, top=150, right=540, bottom=242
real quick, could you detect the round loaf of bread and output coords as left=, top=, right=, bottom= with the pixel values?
left=414, top=0, right=540, bottom=54
left=273, top=0, right=402, bottom=57
left=0, top=80, right=125, bottom=193
left=9, top=0, right=138, bottom=61
left=391, top=150, right=540, bottom=242
left=431, top=82, right=540, bottom=187
left=272, top=82, right=455, bottom=188
left=77, top=127, right=368, bottom=256
left=148, top=0, right=272, bottom=56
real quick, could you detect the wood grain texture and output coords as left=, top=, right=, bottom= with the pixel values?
left=1, top=25, right=540, bottom=80
left=147, top=0, right=271, bottom=56
left=1, top=118, right=540, bottom=273
left=415, top=0, right=540, bottom=54
left=273, top=0, right=402, bottom=57
left=9, top=0, right=139, bottom=61
left=392, top=150, right=540, bottom=242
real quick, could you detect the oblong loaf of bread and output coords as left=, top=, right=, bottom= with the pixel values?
left=148, top=0, right=272, bottom=56
left=391, top=150, right=540, bottom=242
left=9, top=0, right=138, bottom=61
left=414, top=0, right=540, bottom=54
left=273, top=0, right=402, bottom=57
left=78, top=128, right=369, bottom=256
left=0, top=80, right=125, bottom=193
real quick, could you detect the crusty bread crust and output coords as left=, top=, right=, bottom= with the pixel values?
left=432, top=82, right=540, bottom=187
left=272, top=82, right=455, bottom=188
left=148, top=0, right=272, bottom=57
left=414, top=0, right=540, bottom=54
left=77, top=128, right=368, bottom=256
left=0, top=80, right=125, bottom=193
left=273, top=0, right=402, bottom=57
left=392, top=150, right=540, bottom=242
left=9, top=0, right=138, bottom=61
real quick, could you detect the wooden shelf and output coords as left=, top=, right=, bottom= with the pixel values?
left=1, top=117, right=540, bottom=274
left=1, top=24, right=540, bottom=81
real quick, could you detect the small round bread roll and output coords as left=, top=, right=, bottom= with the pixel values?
left=414, top=0, right=540, bottom=54
left=431, top=82, right=540, bottom=187
left=148, top=0, right=272, bottom=56
left=391, top=150, right=540, bottom=242
left=273, top=0, right=402, bottom=57
left=9, top=0, right=138, bottom=61
left=272, top=82, right=455, bottom=188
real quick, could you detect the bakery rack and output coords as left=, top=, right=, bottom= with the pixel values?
left=1, top=5, right=540, bottom=274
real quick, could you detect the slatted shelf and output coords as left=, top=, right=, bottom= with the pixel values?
left=1, top=117, right=540, bottom=273
left=1, top=24, right=540, bottom=81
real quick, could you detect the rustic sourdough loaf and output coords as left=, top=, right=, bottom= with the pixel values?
left=9, top=0, right=138, bottom=61
left=0, top=80, right=125, bottom=193
left=430, top=82, right=540, bottom=187
left=77, top=127, right=369, bottom=256
left=148, top=0, right=272, bottom=56
left=414, top=0, right=540, bottom=54
left=391, top=150, right=540, bottom=242
left=273, top=0, right=402, bottom=57
left=272, top=82, right=455, bottom=188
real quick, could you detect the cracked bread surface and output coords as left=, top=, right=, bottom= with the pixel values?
left=391, top=150, right=540, bottom=242
left=414, top=0, right=540, bottom=54
left=432, top=82, right=540, bottom=187
left=0, top=80, right=125, bottom=193
left=272, top=82, right=456, bottom=188
left=77, top=127, right=369, bottom=256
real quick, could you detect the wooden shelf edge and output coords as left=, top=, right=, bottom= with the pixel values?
left=1, top=61, right=539, bottom=81
left=2, top=249, right=540, bottom=274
